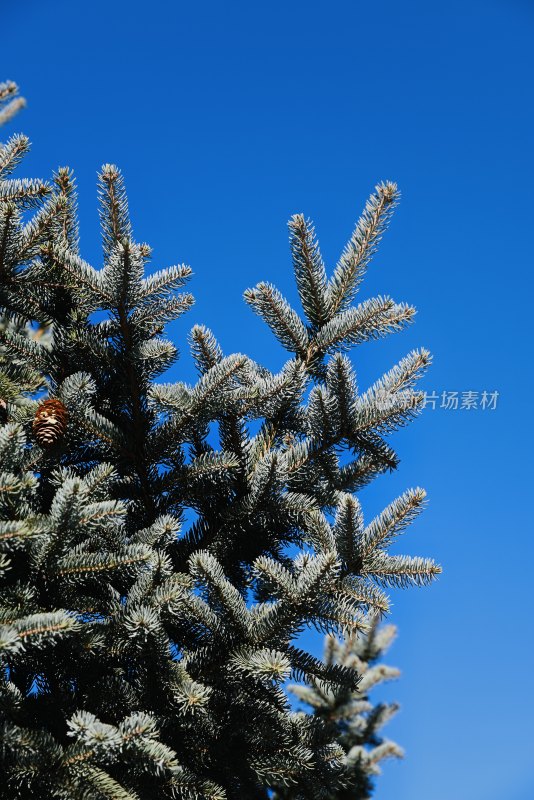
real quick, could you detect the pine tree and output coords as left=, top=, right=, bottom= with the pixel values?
left=278, top=617, right=404, bottom=800
left=0, top=81, right=440, bottom=800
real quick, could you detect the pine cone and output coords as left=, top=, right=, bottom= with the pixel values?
left=33, top=399, right=68, bottom=448
left=0, top=399, right=8, bottom=424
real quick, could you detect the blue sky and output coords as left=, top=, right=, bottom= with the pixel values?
left=3, top=1, right=533, bottom=798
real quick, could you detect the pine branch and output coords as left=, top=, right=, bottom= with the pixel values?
left=244, top=282, right=309, bottom=356
left=359, top=488, right=427, bottom=558
left=0, top=134, right=30, bottom=178
left=52, top=167, right=79, bottom=253
left=363, top=552, right=441, bottom=588
left=138, top=264, right=193, bottom=302
left=0, top=178, right=50, bottom=207
left=98, top=164, right=132, bottom=261
left=288, top=214, right=329, bottom=327
left=313, top=296, right=415, bottom=355
left=189, top=324, right=223, bottom=374
left=327, top=182, right=400, bottom=316
left=0, top=81, right=26, bottom=127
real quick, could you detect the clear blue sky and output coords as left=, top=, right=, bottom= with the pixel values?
left=3, top=1, right=533, bottom=798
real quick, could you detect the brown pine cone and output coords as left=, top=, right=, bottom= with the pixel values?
left=33, top=399, right=68, bottom=448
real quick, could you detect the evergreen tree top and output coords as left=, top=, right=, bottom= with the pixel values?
left=0, top=80, right=440, bottom=800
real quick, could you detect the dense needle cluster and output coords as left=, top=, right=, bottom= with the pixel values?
left=0, top=80, right=440, bottom=799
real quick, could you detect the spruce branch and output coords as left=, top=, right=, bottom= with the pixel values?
left=313, top=296, right=415, bottom=355
left=189, top=325, right=223, bottom=375
left=52, top=167, right=80, bottom=253
left=138, top=264, right=193, bottom=302
left=0, top=81, right=26, bottom=128
left=244, top=282, right=309, bottom=356
left=98, top=164, right=133, bottom=261
left=327, top=182, right=400, bottom=316
left=359, top=487, right=427, bottom=558
left=0, top=134, right=30, bottom=178
left=363, top=552, right=441, bottom=588
left=0, top=178, right=50, bottom=208
left=288, top=213, right=329, bottom=328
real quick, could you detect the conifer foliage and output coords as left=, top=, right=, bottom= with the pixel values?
left=278, top=617, right=404, bottom=800
left=0, top=81, right=440, bottom=799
